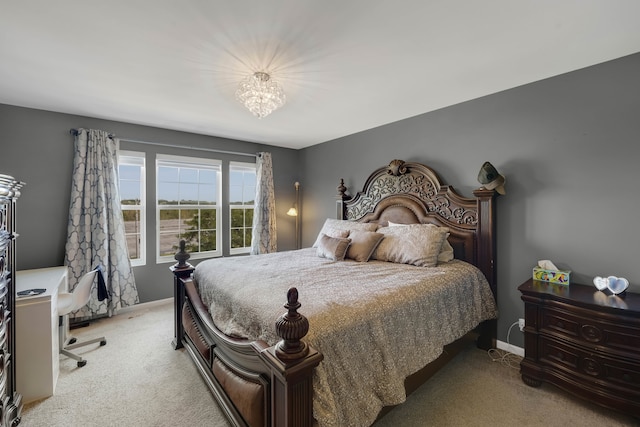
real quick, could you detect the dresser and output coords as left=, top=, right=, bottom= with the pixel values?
left=519, top=278, right=640, bottom=418
left=0, top=175, right=24, bottom=427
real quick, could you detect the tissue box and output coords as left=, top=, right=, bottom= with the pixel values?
left=533, top=267, right=570, bottom=285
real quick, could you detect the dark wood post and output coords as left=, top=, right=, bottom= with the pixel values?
left=336, top=178, right=350, bottom=219
left=472, top=187, right=497, bottom=297
left=256, top=288, right=323, bottom=427
left=171, top=240, right=194, bottom=350
left=473, top=187, right=497, bottom=350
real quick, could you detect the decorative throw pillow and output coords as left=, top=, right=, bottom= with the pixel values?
left=316, top=233, right=351, bottom=261
left=346, top=230, right=385, bottom=262
left=438, top=240, right=455, bottom=263
left=371, top=224, right=450, bottom=267
left=312, top=218, right=378, bottom=248
left=387, top=221, right=454, bottom=263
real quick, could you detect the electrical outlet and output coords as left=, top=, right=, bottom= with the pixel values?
left=518, top=318, right=525, bottom=332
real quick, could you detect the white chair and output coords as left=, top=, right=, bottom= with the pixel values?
left=58, top=268, right=107, bottom=367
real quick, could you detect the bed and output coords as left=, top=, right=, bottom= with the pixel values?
left=171, top=159, right=498, bottom=427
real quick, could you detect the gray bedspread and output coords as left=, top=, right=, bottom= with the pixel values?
left=194, top=248, right=498, bottom=427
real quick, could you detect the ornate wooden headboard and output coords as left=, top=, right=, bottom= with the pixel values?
left=336, top=159, right=497, bottom=299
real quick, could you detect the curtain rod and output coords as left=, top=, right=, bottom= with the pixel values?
left=69, top=128, right=257, bottom=158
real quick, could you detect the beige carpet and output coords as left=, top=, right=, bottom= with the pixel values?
left=21, top=301, right=638, bottom=427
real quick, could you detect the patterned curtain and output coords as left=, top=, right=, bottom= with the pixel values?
left=251, top=152, right=277, bottom=254
left=64, top=129, right=139, bottom=320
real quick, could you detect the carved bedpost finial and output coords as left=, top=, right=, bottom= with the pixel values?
left=336, top=178, right=351, bottom=220
left=387, top=159, right=408, bottom=176
left=275, top=287, right=310, bottom=362
left=174, top=239, right=191, bottom=268
left=337, top=178, right=347, bottom=198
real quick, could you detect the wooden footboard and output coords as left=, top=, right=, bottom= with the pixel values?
left=171, top=258, right=494, bottom=427
left=171, top=260, right=323, bottom=427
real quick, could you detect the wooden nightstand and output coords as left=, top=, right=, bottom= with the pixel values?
left=518, top=278, right=640, bottom=417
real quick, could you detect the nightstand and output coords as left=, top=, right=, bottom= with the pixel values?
left=518, top=278, right=640, bottom=417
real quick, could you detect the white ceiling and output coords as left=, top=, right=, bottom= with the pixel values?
left=2, top=1, right=640, bottom=150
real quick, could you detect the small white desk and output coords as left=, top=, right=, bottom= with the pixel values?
left=15, top=266, right=67, bottom=403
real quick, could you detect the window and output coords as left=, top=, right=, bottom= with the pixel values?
left=156, top=155, right=221, bottom=262
left=118, top=151, right=145, bottom=266
left=229, top=162, right=256, bottom=254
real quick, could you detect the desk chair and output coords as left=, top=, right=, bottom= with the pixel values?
left=58, top=268, right=107, bottom=367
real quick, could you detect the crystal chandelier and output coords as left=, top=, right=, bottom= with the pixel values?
left=236, top=71, right=286, bottom=118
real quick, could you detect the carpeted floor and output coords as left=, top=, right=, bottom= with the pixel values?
left=21, top=300, right=639, bottom=427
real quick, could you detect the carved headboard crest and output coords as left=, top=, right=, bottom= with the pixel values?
left=342, top=159, right=480, bottom=226
left=386, top=159, right=408, bottom=176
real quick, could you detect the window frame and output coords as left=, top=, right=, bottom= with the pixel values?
left=155, top=154, right=222, bottom=263
left=118, top=150, right=146, bottom=267
left=229, top=161, right=257, bottom=255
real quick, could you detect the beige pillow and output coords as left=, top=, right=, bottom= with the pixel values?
left=387, top=221, right=454, bottom=263
left=313, top=218, right=378, bottom=248
left=372, top=224, right=450, bottom=267
left=438, top=240, right=455, bottom=263
left=346, top=230, right=385, bottom=262
left=316, top=233, right=351, bottom=261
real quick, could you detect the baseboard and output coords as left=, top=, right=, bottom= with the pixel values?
left=496, top=340, right=525, bottom=357
left=118, top=297, right=173, bottom=315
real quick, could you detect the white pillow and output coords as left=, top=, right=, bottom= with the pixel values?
left=372, top=224, right=450, bottom=267
left=386, top=222, right=454, bottom=263
left=387, top=221, right=406, bottom=227
left=313, top=218, right=378, bottom=248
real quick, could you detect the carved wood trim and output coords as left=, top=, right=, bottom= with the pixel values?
left=344, top=160, right=478, bottom=227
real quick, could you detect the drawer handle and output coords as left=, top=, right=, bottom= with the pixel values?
left=581, top=324, right=603, bottom=342
left=556, top=320, right=564, bottom=329
left=583, top=358, right=601, bottom=376
left=623, top=373, right=632, bottom=382
left=557, top=352, right=564, bottom=361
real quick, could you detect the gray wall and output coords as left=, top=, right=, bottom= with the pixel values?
left=2, top=52, right=638, bottom=348
left=299, top=52, right=640, bottom=348
left=0, top=105, right=300, bottom=303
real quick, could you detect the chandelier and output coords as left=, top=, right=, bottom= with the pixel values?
left=235, top=71, right=286, bottom=118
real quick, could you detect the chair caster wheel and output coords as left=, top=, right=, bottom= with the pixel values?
left=100, top=340, right=107, bottom=346
left=77, top=360, right=87, bottom=368
left=69, top=338, right=77, bottom=345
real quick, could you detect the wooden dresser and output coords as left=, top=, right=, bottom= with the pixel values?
left=0, top=175, right=24, bottom=426
left=519, top=278, right=640, bottom=418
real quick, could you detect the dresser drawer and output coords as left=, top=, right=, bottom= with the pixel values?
left=540, top=306, right=640, bottom=357
left=539, top=336, right=640, bottom=393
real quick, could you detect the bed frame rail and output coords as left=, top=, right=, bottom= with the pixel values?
left=171, top=248, right=323, bottom=427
